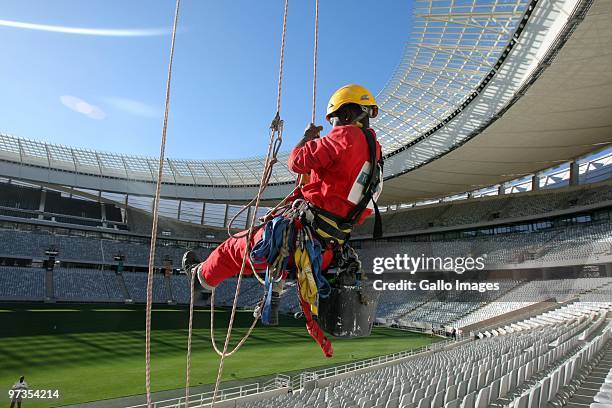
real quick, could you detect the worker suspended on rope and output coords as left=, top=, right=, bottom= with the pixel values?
left=183, top=84, right=383, bottom=357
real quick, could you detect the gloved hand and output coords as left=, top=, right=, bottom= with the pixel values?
left=303, top=123, right=323, bottom=141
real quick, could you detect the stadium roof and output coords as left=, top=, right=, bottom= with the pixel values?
left=0, top=0, right=610, bottom=204
left=381, top=0, right=612, bottom=204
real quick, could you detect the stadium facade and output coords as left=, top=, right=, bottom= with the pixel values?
left=1, top=0, right=611, bottom=407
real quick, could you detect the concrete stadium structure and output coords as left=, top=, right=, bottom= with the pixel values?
left=0, top=0, right=609, bottom=217
left=1, top=1, right=612, bottom=407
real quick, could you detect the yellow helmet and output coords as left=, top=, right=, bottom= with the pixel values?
left=326, top=84, right=378, bottom=121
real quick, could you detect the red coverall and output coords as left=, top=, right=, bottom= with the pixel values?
left=198, top=125, right=381, bottom=287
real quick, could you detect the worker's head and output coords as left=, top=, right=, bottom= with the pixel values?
left=326, top=84, right=378, bottom=128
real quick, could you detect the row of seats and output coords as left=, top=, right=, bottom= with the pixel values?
left=0, top=266, right=45, bottom=299
left=0, top=266, right=193, bottom=304
left=356, top=221, right=612, bottom=271
left=54, top=268, right=123, bottom=301
left=476, top=300, right=611, bottom=339
left=393, top=281, right=521, bottom=326
left=0, top=266, right=268, bottom=306
left=354, top=183, right=612, bottom=235
left=237, top=309, right=608, bottom=408
left=455, top=278, right=612, bottom=329
left=374, top=278, right=611, bottom=329
left=502, top=321, right=611, bottom=407
left=3, top=265, right=608, bottom=334
left=0, top=228, right=212, bottom=267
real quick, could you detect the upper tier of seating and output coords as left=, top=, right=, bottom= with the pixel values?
left=0, top=183, right=40, bottom=210
left=0, top=182, right=127, bottom=229
left=0, top=228, right=211, bottom=267
left=355, top=182, right=612, bottom=236
left=356, top=220, right=612, bottom=270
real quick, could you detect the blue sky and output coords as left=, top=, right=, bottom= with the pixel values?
left=0, top=0, right=413, bottom=160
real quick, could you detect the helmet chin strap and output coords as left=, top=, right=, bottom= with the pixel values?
left=353, top=110, right=368, bottom=128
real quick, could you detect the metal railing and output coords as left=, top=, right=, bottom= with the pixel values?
left=298, top=338, right=455, bottom=387
left=125, top=383, right=263, bottom=408
left=262, top=374, right=291, bottom=390
left=124, top=337, right=457, bottom=408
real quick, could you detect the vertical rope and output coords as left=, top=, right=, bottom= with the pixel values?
left=311, top=0, right=319, bottom=124
left=275, top=0, right=289, bottom=115
left=184, top=270, right=195, bottom=407
left=210, top=2, right=289, bottom=406
left=145, top=1, right=181, bottom=406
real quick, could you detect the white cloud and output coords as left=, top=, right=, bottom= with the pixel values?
left=105, top=97, right=161, bottom=118
left=60, top=95, right=106, bottom=120
left=0, top=18, right=167, bottom=37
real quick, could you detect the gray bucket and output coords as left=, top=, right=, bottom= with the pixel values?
left=318, top=284, right=380, bottom=338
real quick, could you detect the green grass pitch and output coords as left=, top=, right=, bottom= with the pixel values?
left=0, top=303, right=439, bottom=407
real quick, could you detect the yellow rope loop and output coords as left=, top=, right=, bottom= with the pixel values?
left=295, top=246, right=318, bottom=304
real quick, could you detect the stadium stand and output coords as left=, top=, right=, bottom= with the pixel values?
left=0, top=266, right=45, bottom=300
left=0, top=181, right=129, bottom=230
left=126, top=207, right=226, bottom=241
left=122, top=272, right=168, bottom=303
left=0, top=182, right=41, bottom=210
left=452, top=278, right=612, bottom=330
left=236, top=307, right=610, bottom=408
left=0, top=227, right=213, bottom=267
left=558, top=330, right=612, bottom=407
left=476, top=299, right=610, bottom=338
left=356, top=219, right=612, bottom=270
left=53, top=268, right=123, bottom=302
left=354, top=182, right=612, bottom=236
left=170, top=274, right=192, bottom=304
left=392, top=280, right=520, bottom=327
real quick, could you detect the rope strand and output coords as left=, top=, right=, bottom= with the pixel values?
left=144, top=1, right=181, bottom=406
left=184, top=270, right=195, bottom=407
left=210, top=2, right=289, bottom=405
left=311, top=0, right=319, bottom=124
left=275, top=0, right=289, bottom=116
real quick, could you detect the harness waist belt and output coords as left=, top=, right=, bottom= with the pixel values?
left=308, top=205, right=352, bottom=246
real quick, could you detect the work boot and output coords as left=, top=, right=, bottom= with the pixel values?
left=181, top=251, right=214, bottom=292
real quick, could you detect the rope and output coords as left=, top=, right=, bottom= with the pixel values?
left=209, top=288, right=260, bottom=357
left=184, top=269, right=195, bottom=407
left=275, top=0, right=289, bottom=115
left=144, top=1, right=181, bottom=406
left=297, top=0, right=319, bottom=187
left=210, top=2, right=290, bottom=405
left=311, top=0, right=319, bottom=124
